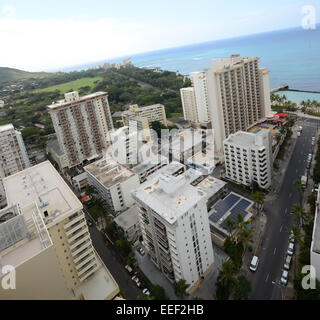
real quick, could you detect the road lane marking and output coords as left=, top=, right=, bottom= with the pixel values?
left=285, top=208, right=288, bottom=214
left=289, top=193, right=292, bottom=198
left=265, top=273, right=269, bottom=283
left=280, top=225, right=283, bottom=232
left=274, top=248, right=277, bottom=255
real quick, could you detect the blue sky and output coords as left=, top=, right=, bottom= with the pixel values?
left=1, top=0, right=319, bottom=71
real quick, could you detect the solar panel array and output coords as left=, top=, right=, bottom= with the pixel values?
left=220, top=199, right=251, bottom=229
left=209, top=193, right=240, bottom=223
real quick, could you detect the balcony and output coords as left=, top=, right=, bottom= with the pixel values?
left=74, top=246, right=94, bottom=264
left=78, top=263, right=99, bottom=282
left=65, top=220, right=86, bottom=237
left=75, top=252, right=96, bottom=271
left=68, top=227, right=88, bottom=244
left=70, top=233, right=90, bottom=251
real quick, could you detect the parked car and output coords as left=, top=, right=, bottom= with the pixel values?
left=131, top=275, right=138, bottom=282
left=125, top=265, right=133, bottom=274
left=134, top=278, right=141, bottom=287
left=142, top=288, right=150, bottom=296
left=284, top=255, right=292, bottom=270
left=287, top=242, right=294, bottom=256
left=281, top=270, right=288, bottom=286
left=87, top=219, right=93, bottom=227
left=249, top=256, right=259, bottom=272
left=312, top=184, right=319, bottom=194
left=289, top=230, right=295, bottom=244
left=137, top=247, right=145, bottom=256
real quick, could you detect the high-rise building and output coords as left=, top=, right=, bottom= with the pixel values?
left=0, top=161, right=119, bottom=300
left=0, top=124, right=30, bottom=202
left=205, top=55, right=273, bottom=153
left=131, top=166, right=214, bottom=293
left=47, top=91, right=114, bottom=168
left=180, top=72, right=210, bottom=126
left=223, top=129, right=273, bottom=189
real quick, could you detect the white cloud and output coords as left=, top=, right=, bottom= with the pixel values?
left=0, top=15, right=232, bottom=71
left=1, top=5, right=15, bottom=18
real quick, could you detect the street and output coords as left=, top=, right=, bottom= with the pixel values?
left=87, top=223, right=142, bottom=299
left=249, top=117, right=320, bottom=299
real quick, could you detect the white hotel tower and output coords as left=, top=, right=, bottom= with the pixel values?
left=132, top=169, right=214, bottom=293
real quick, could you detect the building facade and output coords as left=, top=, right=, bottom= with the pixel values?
left=122, top=104, right=168, bottom=127
left=0, top=161, right=119, bottom=300
left=223, top=129, right=273, bottom=189
left=0, top=124, right=30, bottom=202
left=84, top=156, right=140, bottom=213
left=132, top=167, right=214, bottom=293
left=47, top=91, right=114, bottom=168
left=205, top=55, right=273, bottom=153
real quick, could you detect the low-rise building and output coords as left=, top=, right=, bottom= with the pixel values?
left=114, top=205, right=141, bottom=242
left=84, top=156, right=140, bottom=212
left=72, top=172, right=88, bottom=191
left=122, top=104, right=167, bottom=127
left=223, top=129, right=273, bottom=190
left=208, top=192, right=254, bottom=247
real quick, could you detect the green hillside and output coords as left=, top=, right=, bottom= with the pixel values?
left=0, top=67, right=52, bottom=84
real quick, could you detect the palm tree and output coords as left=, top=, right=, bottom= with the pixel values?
left=293, top=179, right=303, bottom=204
left=238, top=221, right=254, bottom=258
left=292, top=203, right=307, bottom=227
left=253, top=191, right=265, bottom=216
left=174, top=279, right=190, bottom=300
left=218, top=260, right=238, bottom=288
left=225, top=217, right=236, bottom=240
left=290, top=225, right=303, bottom=245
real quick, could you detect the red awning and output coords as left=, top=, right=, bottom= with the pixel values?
left=81, top=195, right=89, bottom=203
left=276, top=113, right=288, bottom=118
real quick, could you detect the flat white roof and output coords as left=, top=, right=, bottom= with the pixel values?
left=47, top=91, right=107, bottom=110
left=132, top=169, right=206, bottom=224
left=0, top=123, right=14, bottom=133
left=114, top=205, right=139, bottom=230
left=74, top=253, right=119, bottom=300
left=3, top=161, right=83, bottom=226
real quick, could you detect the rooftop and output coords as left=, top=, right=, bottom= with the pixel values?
left=84, top=156, right=136, bottom=189
left=3, top=161, right=83, bottom=226
left=114, top=205, right=139, bottom=230
left=0, top=204, right=52, bottom=270
left=0, top=123, right=14, bottom=133
left=208, top=192, right=253, bottom=234
left=224, top=129, right=269, bottom=148
left=132, top=155, right=168, bottom=175
left=132, top=168, right=208, bottom=224
left=47, top=91, right=107, bottom=110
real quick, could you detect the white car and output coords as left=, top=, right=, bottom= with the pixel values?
left=249, top=256, right=259, bottom=272
left=281, top=270, right=288, bottom=286
left=289, top=231, right=295, bottom=244
left=284, top=255, right=292, bottom=271
left=131, top=275, right=138, bottom=282
left=142, top=288, right=150, bottom=296
left=287, top=242, right=294, bottom=256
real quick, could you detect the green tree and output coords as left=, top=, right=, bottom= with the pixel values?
left=307, top=193, right=317, bottom=215
left=215, top=260, right=238, bottom=300
left=173, top=279, right=190, bottom=300
left=150, top=285, right=167, bottom=300
left=233, top=275, right=251, bottom=300
left=225, top=217, right=236, bottom=240
left=292, top=203, right=307, bottom=227
left=115, top=238, right=132, bottom=256
left=252, top=191, right=265, bottom=216
left=293, top=179, right=303, bottom=204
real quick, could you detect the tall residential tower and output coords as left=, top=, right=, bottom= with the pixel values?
left=47, top=91, right=114, bottom=168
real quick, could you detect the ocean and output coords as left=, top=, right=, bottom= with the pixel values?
left=66, top=25, right=320, bottom=100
